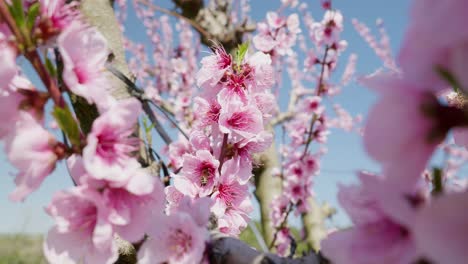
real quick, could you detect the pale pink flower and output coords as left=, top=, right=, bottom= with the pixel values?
left=275, top=228, right=292, bottom=257
left=68, top=155, right=166, bottom=243
left=174, top=150, right=220, bottom=197
left=6, top=113, right=59, bottom=202
left=58, top=22, right=112, bottom=110
left=167, top=134, right=193, bottom=169
left=253, top=33, right=276, bottom=53
left=0, top=26, right=16, bottom=90
left=217, top=196, right=253, bottom=236
left=270, top=195, right=290, bottom=227
left=0, top=75, right=40, bottom=138
left=189, top=130, right=211, bottom=151
left=211, top=159, right=250, bottom=217
left=138, top=213, right=207, bottom=264
left=321, top=172, right=421, bottom=264
left=39, top=0, right=77, bottom=31
left=165, top=186, right=184, bottom=210
left=287, top=14, right=301, bottom=34
left=362, top=74, right=441, bottom=187
left=168, top=196, right=213, bottom=228
left=83, top=98, right=141, bottom=181
left=398, top=0, right=468, bottom=92
left=246, top=52, right=275, bottom=91
left=412, top=191, right=468, bottom=264
left=266, top=12, right=285, bottom=29
left=253, top=92, right=277, bottom=121
left=196, top=45, right=232, bottom=88
left=299, top=96, right=324, bottom=114
left=44, top=187, right=118, bottom=264
left=230, top=131, right=273, bottom=182
left=219, top=100, right=264, bottom=141
left=192, top=97, right=221, bottom=128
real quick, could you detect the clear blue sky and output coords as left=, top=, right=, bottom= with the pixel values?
left=0, top=0, right=411, bottom=234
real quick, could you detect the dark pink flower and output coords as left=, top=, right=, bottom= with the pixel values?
left=174, top=150, right=220, bottom=197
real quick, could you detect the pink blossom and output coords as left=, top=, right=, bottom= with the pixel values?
left=174, top=150, right=220, bottom=197
left=83, top=98, right=141, bottom=181
left=167, top=134, right=193, bottom=169
left=217, top=196, right=253, bottom=236
left=275, top=228, right=292, bottom=257
left=196, top=45, right=232, bottom=88
left=398, top=0, right=468, bottom=92
left=58, top=22, right=112, bottom=110
left=211, top=159, right=250, bottom=217
left=39, top=0, right=77, bottom=31
left=363, top=74, right=441, bottom=187
left=228, top=131, right=273, bottom=182
left=168, top=196, right=213, bottom=227
left=0, top=75, right=40, bottom=138
left=138, top=212, right=207, bottom=264
left=193, top=97, right=221, bottom=128
left=6, top=113, right=59, bottom=202
left=0, top=26, right=16, bottom=90
left=253, top=34, right=276, bottom=53
left=266, top=12, right=285, bottom=29
left=219, top=100, right=264, bottom=140
left=270, top=195, right=290, bottom=227
left=321, top=172, right=420, bottom=264
left=253, top=92, right=277, bottom=121
left=246, top=52, right=275, bottom=91
left=68, top=155, right=166, bottom=243
left=287, top=14, right=301, bottom=34
left=412, top=191, right=468, bottom=264
left=44, top=187, right=118, bottom=264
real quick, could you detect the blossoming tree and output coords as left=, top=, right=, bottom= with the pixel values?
left=1, top=0, right=468, bottom=263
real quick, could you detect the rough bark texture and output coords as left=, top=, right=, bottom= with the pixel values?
left=254, top=142, right=283, bottom=246
left=171, top=0, right=255, bottom=52
left=301, top=198, right=336, bottom=251
left=209, top=232, right=321, bottom=264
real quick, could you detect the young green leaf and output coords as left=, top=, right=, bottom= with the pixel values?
left=26, top=2, right=40, bottom=32
left=436, top=66, right=460, bottom=93
left=52, top=107, right=82, bottom=147
left=45, top=57, right=57, bottom=78
left=9, top=0, right=26, bottom=28
left=431, top=167, right=443, bottom=196
left=235, top=42, right=249, bottom=66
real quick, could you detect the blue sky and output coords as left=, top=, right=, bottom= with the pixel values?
left=0, top=0, right=411, bottom=234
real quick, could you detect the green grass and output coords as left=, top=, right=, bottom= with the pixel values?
left=0, top=234, right=46, bottom=264
left=239, top=222, right=310, bottom=256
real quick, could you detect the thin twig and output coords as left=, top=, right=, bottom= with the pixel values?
left=300, top=46, right=330, bottom=159
left=269, top=202, right=294, bottom=250
left=217, top=133, right=229, bottom=173
left=135, top=0, right=212, bottom=40
left=106, top=64, right=189, bottom=141
left=248, top=222, right=269, bottom=253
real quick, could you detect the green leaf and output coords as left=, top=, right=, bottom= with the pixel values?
left=431, top=167, right=443, bottom=196
left=26, top=2, right=40, bottom=31
left=235, top=42, right=249, bottom=66
left=45, top=57, right=57, bottom=78
left=9, top=0, right=25, bottom=27
left=436, top=66, right=460, bottom=93
left=52, top=107, right=81, bottom=147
